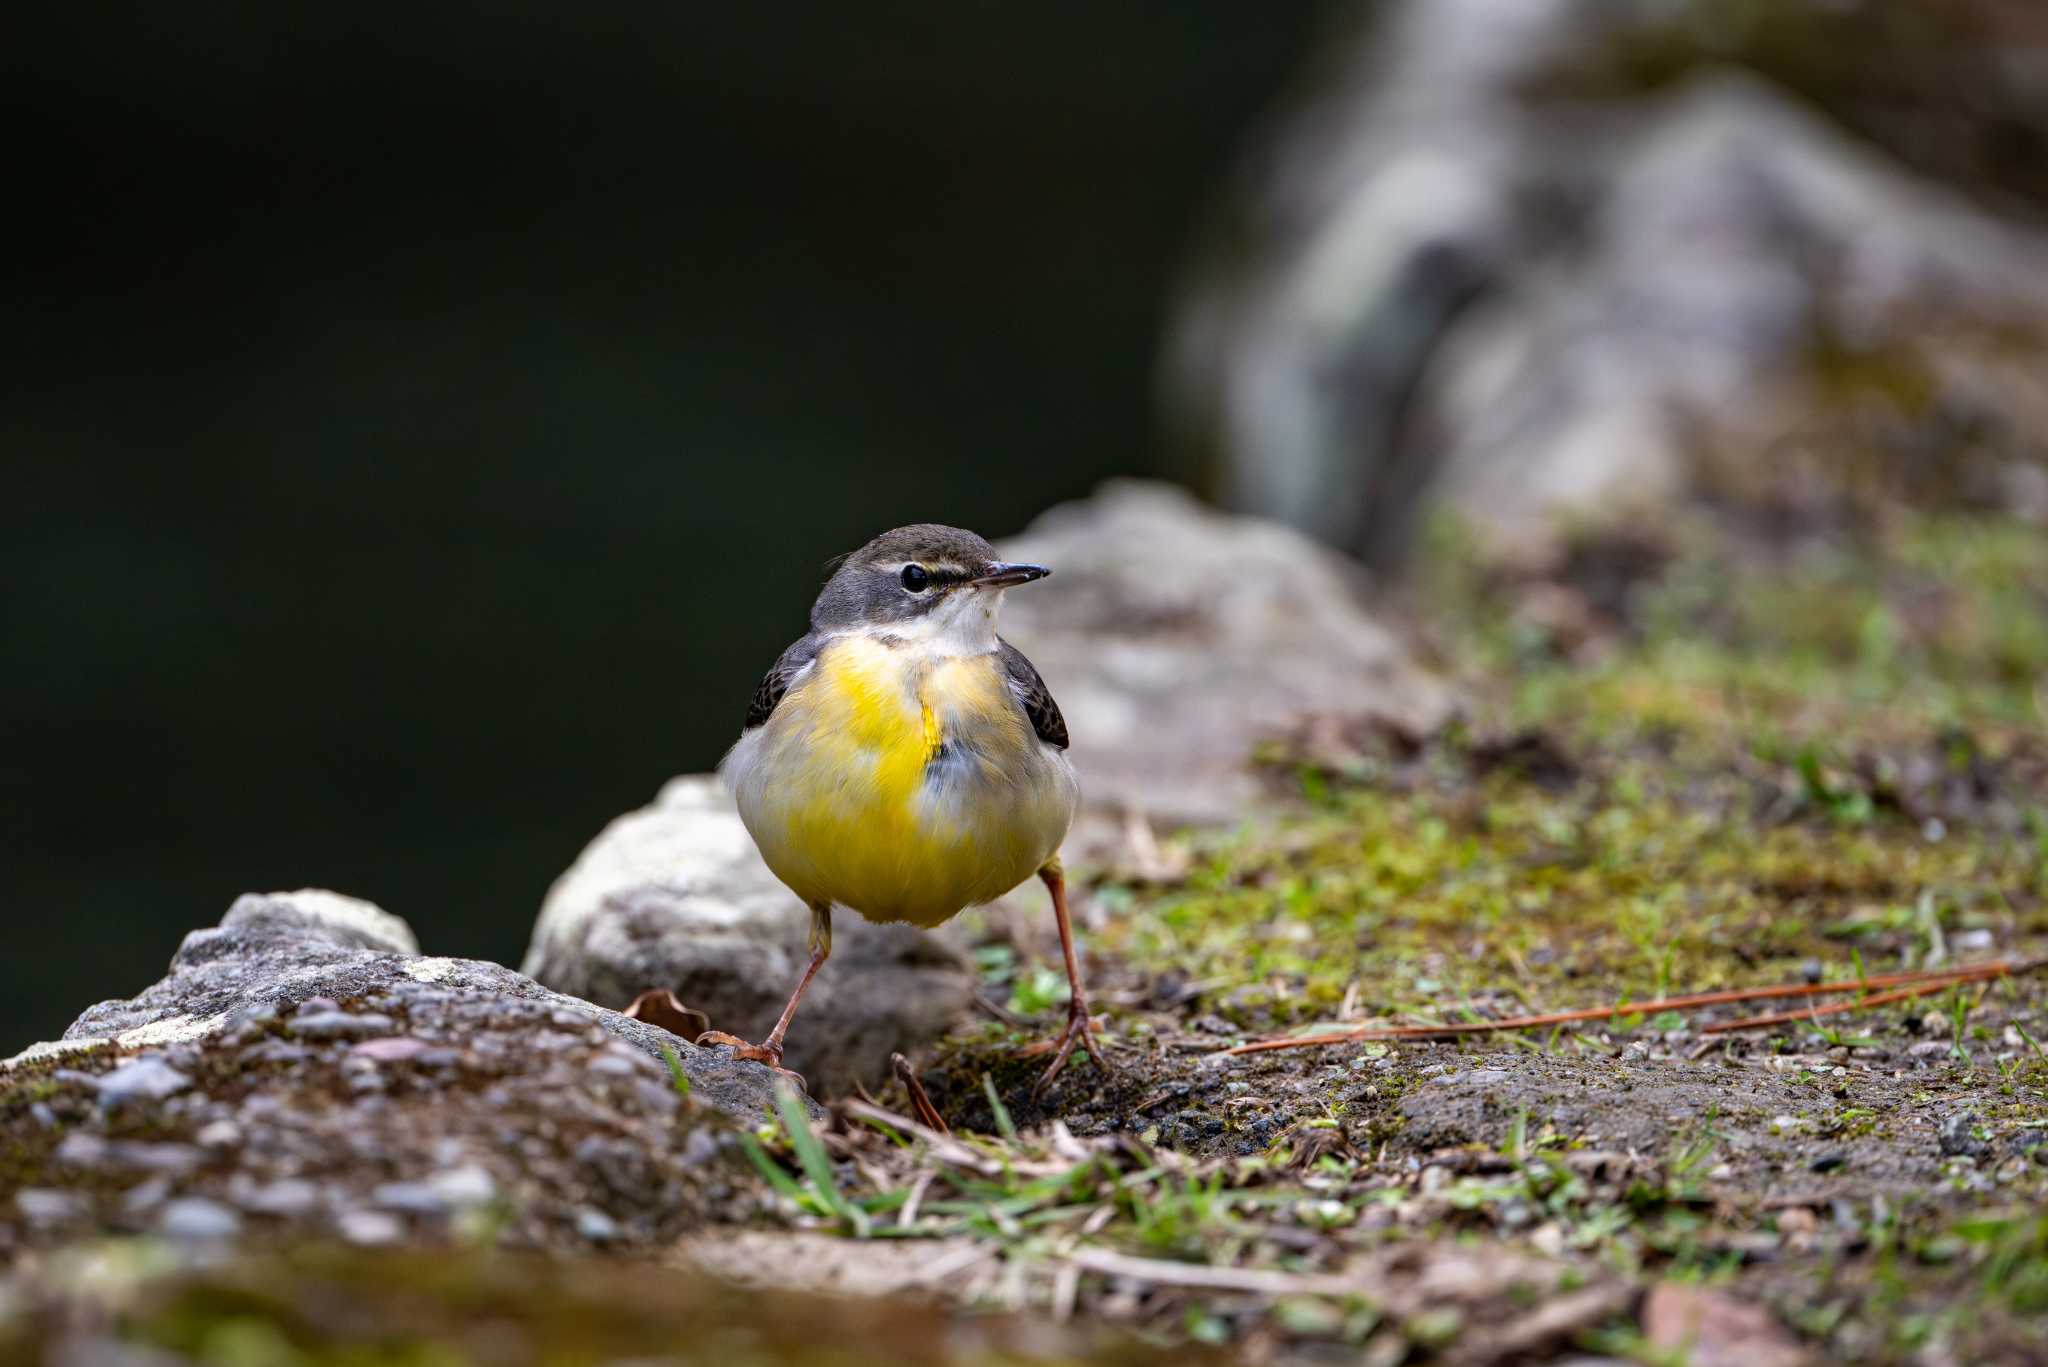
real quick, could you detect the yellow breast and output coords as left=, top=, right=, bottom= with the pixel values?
left=723, top=636, right=1076, bottom=927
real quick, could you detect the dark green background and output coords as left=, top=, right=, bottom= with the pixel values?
left=2, top=4, right=1329, bottom=1047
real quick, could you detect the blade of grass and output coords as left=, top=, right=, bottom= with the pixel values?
left=982, top=1072, right=1018, bottom=1141
left=657, top=1044, right=691, bottom=1098
left=776, top=1083, right=871, bottom=1237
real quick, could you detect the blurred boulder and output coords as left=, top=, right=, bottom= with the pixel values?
left=523, top=777, right=976, bottom=1099
left=997, top=480, right=1455, bottom=826
left=1167, top=0, right=2048, bottom=571
left=35, top=887, right=787, bottom=1120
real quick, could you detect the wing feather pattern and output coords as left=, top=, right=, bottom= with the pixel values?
left=744, top=634, right=823, bottom=731
left=997, top=638, right=1067, bottom=750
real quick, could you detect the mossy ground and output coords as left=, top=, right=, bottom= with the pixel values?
left=750, top=502, right=2048, bottom=1364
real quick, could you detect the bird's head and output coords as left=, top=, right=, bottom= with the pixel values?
left=809, top=523, right=1050, bottom=650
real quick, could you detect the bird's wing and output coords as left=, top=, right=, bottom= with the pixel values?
left=744, top=633, right=824, bottom=731
left=997, top=638, right=1068, bottom=750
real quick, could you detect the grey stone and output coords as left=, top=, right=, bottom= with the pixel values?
left=335, top=1208, right=406, bottom=1246
left=370, top=1181, right=451, bottom=1216
left=359, top=1170, right=491, bottom=1219
left=1939, top=1111, right=1991, bottom=1159
left=15, top=1189, right=89, bottom=1229
left=40, top=887, right=793, bottom=1121
left=285, top=1011, right=395, bottom=1040
left=998, top=481, right=1453, bottom=826
left=53, top=1134, right=203, bottom=1177
left=1167, top=2, right=2048, bottom=569
left=120, top=1177, right=174, bottom=1216
left=92, top=1055, right=192, bottom=1109
left=574, top=1207, right=622, bottom=1243
left=237, top=1178, right=322, bottom=1217
left=157, top=1197, right=242, bottom=1241
left=349, top=1037, right=432, bottom=1063
left=427, top=1165, right=497, bottom=1208
left=523, top=776, right=976, bottom=1098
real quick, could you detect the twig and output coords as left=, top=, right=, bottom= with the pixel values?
left=1702, top=979, right=1962, bottom=1034
left=1227, top=960, right=2040, bottom=1055
left=839, top=1099, right=1003, bottom=1176
left=897, top=1168, right=934, bottom=1230
left=1063, top=1246, right=1355, bottom=1297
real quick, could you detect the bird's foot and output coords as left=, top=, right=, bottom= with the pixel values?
left=1025, top=1005, right=1114, bottom=1098
left=696, top=1030, right=806, bottom=1089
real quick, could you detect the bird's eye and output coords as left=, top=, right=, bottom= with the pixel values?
left=900, top=564, right=931, bottom=593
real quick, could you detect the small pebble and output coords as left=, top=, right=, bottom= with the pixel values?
left=428, top=1165, right=497, bottom=1208
left=350, top=1037, right=432, bottom=1063
left=51, top=1133, right=203, bottom=1177
left=575, top=1208, right=622, bottom=1243
left=1940, top=1112, right=1990, bottom=1159
left=195, top=1120, right=243, bottom=1149
left=1776, top=1207, right=1819, bottom=1236
left=121, top=1176, right=174, bottom=1215
left=239, top=1179, right=321, bottom=1217
left=1809, top=1152, right=1848, bottom=1173
left=158, top=1197, right=242, bottom=1241
left=287, top=1011, right=395, bottom=1041
left=335, top=1209, right=405, bottom=1245
left=15, top=1189, right=89, bottom=1228
left=371, top=1182, right=448, bottom=1216
left=94, top=1056, right=192, bottom=1109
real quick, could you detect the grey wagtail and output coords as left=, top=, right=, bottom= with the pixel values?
left=706, top=523, right=1109, bottom=1093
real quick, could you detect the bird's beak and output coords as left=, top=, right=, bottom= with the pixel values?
left=970, top=562, right=1051, bottom=589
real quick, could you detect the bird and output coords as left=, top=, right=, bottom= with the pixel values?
left=705, top=523, right=1109, bottom=1094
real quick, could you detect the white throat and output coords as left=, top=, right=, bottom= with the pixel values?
left=884, top=587, right=1003, bottom=655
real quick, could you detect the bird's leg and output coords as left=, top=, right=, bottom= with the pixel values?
left=699, top=903, right=832, bottom=1074
left=1029, top=858, right=1112, bottom=1096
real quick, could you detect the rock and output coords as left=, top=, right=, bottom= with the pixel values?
left=286, top=1010, right=396, bottom=1040
left=336, top=1209, right=406, bottom=1246
left=0, top=889, right=792, bottom=1256
left=1641, top=1281, right=1811, bottom=1367
left=1416, top=76, right=2048, bottom=558
left=40, top=888, right=787, bottom=1121
left=997, top=481, right=1454, bottom=825
left=1167, top=1, right=2048, bottom=570
left=1939, top=1111, right=1990, bottom=1159
left=350, top=1037, right=433, bottom=1063
left=92, top=1055, right=192, bottom=1109
left=157, top=1197, right=242, bottom=1242
left=14, top=1189, right=89, bottom=1230
left=236, top=1178, right=321, bottom=1217
left=523, top=775, right=977, bottom=1098
left=211, top=888, right=417, bottom=955
left=574, top=1207, right=622, bottom=1243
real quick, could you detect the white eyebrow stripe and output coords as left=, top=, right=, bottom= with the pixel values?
left=877, top=560, right=972, bottom=577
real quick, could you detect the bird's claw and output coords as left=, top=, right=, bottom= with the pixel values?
left=1029, top=1005, right=1114, bottom=1098
left=696, top=1030, right=807, bottom=1089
